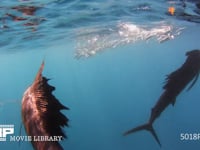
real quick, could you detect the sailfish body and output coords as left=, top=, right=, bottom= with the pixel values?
left=21, top=62, right=69, bottom=150
left=124, top=49, right=200, bottom=146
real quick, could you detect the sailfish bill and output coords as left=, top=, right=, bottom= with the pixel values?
left=21, top=61, right=69, bottom=150
left=124, top=49, right=200, bottom=147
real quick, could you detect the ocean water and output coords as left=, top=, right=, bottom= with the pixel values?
left=0, top=0, right=200, bottom=150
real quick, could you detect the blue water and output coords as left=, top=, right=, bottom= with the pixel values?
left=1, top=0, right=200, bottom=150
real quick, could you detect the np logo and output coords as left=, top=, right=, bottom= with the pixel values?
left=0, top=125, right=14, bottom=141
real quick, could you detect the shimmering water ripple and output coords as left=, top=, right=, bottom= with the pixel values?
left=0, top=0, right=199, bottom=54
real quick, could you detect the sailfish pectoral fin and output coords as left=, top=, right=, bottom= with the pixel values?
left=123, top=123, right=161, bottom=147
left=187, top=72, right=200, bottom=91
left=171, top=98, right=176, bottom=106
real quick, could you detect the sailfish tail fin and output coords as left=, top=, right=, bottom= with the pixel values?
left=123, top=123, right=161, bottom=147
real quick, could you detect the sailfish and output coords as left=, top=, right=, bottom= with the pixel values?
left=124, top=49, right=200, bottom=146
left=21, top=61, right=69, bottom=150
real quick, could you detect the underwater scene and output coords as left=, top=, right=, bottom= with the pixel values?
left=1, top=0, right=200, bottom=150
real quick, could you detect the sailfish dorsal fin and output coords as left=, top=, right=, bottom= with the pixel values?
left=22, top=61, right=69, bottom=150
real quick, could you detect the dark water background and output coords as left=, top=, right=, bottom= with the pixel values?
left=0, top=0, right=200, bottom=150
